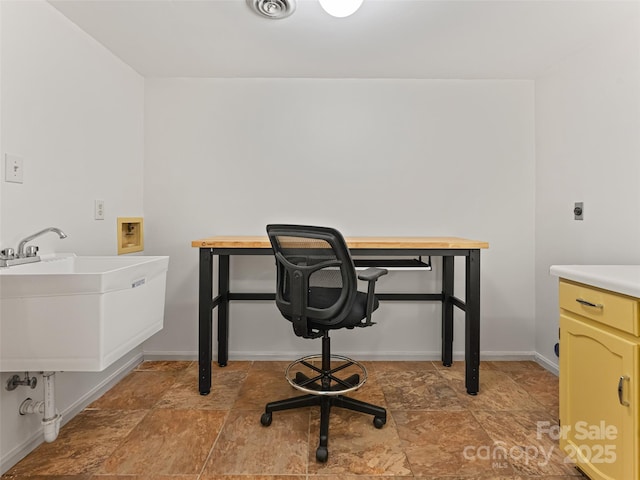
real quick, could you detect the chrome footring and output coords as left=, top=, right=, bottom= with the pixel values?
left=284, top=354, right=368, bottom=396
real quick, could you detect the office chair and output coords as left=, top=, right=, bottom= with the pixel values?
left=260, top=224, right=388, bottom=462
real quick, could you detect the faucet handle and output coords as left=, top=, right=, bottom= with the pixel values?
left=25, top=245, right=39, bottom=257
left=1, top=248, right=15, bottom=259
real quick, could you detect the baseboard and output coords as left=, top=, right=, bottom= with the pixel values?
left=0, top=352, right=143, bottom=475
left=230, top=350, right=447, bottom=361
left=534, top=352, right=559, bottom=376
left=142, top=350, right=539, bottom=362
left=142, top=350, right=198, bottom=361
left=479, top=350, right=537, bottom=361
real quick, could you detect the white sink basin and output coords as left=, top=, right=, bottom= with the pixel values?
left=0, top=254, right=169, bottom=372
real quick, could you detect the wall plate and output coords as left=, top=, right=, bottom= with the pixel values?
left=5, top=154, right=24, bottom=183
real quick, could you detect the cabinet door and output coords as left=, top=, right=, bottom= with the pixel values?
left=560, top=314, right=638, bottom=480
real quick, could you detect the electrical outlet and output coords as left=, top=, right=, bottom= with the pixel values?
left=94, top=200, right=105, bottom=220
left=4, top=154, right=24, bottom=183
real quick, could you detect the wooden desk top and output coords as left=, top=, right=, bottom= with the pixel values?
left=192, top=236, right=489, bottom=250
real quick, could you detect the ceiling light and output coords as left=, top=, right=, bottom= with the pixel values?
left=247, top=0, right=296, bottom=19
left=318, top=0, right=364, bottom=18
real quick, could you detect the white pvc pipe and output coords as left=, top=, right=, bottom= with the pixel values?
left=18, top=372, right=62, bottom=443
left=41, top=372, right=61, bottom=443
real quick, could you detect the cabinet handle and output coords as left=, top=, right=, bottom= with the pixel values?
left=576, top=298, right=604, bottom=309
left=618, top=376, right=630, bottom=407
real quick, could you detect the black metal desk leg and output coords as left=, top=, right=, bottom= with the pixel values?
left=198, top=248, right=213, bottom=395
left=441, top=256, right=454, bottom=367
left=217, top=254, right=230, bottom=367
left=465, top=249, right=481, bottom=395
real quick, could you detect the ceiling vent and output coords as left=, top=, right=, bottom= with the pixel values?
left=247, top=0, right=296, bottom=19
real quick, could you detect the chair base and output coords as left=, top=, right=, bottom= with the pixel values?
left=261, top=334, right=387, bottom=462
left=261, top=393, right=386, bottom=462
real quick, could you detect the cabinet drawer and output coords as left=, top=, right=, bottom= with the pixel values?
left=559, top=280, right=639, bottom=336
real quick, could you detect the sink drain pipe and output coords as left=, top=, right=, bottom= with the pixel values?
left=19, top=372, right=62, bottom=442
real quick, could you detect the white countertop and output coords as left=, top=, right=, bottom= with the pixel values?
left=550, top=265, right=640, bottom=299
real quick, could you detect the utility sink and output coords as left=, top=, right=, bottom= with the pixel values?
left=0, top=253, right=169, bottom=372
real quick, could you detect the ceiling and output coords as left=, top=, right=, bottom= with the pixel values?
left=48, top=0, right=638, bottom=79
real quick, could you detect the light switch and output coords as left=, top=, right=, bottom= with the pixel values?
left=4, top=154, right=24, bottom=183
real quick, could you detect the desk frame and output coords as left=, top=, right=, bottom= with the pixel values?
left=197, top=243, right=482, bottom=395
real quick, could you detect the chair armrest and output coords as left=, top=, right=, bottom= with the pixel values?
left=359, top=268, right=388, bottom=327
left=357, top=267, right=388, bottom=282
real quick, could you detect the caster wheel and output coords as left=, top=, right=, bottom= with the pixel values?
left=316, top=446, right=328, bottom=462
left=373, top=416, right=386, bottom=429
left=260, top=412, right=272, bottom=426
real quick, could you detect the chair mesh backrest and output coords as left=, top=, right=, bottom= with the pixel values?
left=267, top=225, right=357, bottom=336
left=277, top=236, right=343, bottom=289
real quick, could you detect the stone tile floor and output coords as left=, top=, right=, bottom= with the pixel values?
left=3, top=360, right=585, bottom=479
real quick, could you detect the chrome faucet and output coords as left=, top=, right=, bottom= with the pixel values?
left=17, top=227, right=68, bottom=258
left=0, top=227, right=68, bottom=267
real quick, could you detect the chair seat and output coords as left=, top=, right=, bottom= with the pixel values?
left=285, top=287, right=379, bottom=330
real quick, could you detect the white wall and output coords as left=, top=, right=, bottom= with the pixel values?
left=0, top=1, right=145, bottom=472
left=143, top=78, right=536, bottom=361
left=534, top=11, right=640, bottom=370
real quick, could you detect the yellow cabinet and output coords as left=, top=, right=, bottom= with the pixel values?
left=559, top=279, right=640, bottom=480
